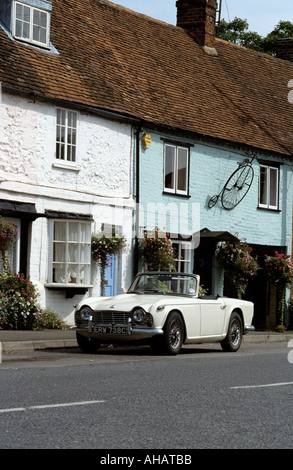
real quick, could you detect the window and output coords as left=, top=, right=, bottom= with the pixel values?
left=13, top=1, right=50, bottom=47
left=259, top=164, right=279, bottom=210
left=164, top=144, right=189, bottom=195
left=50, top=220, right=91, bottom=285
left=56, top=109, right=77, bottom=162
left=172, top=241, right=191, bottom=273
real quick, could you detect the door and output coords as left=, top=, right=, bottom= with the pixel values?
left=199, top=298, right=226, bottom=336
left=102, top=255, right=116, bottom=296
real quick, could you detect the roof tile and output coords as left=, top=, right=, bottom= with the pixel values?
left=0, top=0, right=293, bottom=155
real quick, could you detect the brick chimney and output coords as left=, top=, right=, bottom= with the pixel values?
left=276, top=39, right=293, bottom=62
left=176, top=0, right=217, bottom=55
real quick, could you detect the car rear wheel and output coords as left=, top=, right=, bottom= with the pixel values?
left=220, top=312, right=243, bottom=352
left=76, top=332, right=101, bottom=353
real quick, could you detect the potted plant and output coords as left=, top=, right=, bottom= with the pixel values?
left=138, top=227, right=175, bottom=272
left=216, top=239, right=258, bottom=299
left=92, top=230, right=126, bottom=295
left=264, top=252, right=293, bottom=329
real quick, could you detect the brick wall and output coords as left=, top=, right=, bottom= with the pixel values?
left=276, top=39, right=293, bottom=62
left=176, top=0, right=217, bottom=50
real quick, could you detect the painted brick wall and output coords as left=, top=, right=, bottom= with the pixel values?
left=0, top=92, right=135, bottom=324
left=138, top=132, right=293, bottom=253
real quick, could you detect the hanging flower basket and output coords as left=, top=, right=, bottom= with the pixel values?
left=0, top=217, right=18, bottom=252
left=0, top=217, right=18, bottom=273
left=264, top=252, right=293, bottom=286
left=92, top=232, right=126, bottom=295
left=216, top=239, right=258, bottom=299
left=264, top=252, right=293, bottom=329
left=138, top=227, right=175, bottom=272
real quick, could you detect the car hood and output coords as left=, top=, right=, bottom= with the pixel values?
left=76, top=293, right=189, bottom=313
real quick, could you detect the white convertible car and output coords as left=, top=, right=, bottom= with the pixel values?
left=75, top=272, right=255, bottom=355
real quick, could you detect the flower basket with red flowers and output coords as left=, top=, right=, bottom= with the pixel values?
left=138, top=227, right=175, bottom=272
left=0, top=217, right=18, bottom=273
left=216, top=239, right=258, bottom=299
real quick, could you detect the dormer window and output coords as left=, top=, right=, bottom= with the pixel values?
left=12, top=0, right=51, bottom=48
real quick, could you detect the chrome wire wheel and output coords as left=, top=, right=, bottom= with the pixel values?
left=229, top=318, right=241, bottom=348
left=220, top=312, right=243, bottom=352
left=169, top=318, right=182, bottom=350
left=163, top=312, right=184, bottom=355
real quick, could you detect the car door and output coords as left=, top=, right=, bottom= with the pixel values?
left=181, top=299, right=201, bottom=341
left=199, top=297, right=227, bottom=337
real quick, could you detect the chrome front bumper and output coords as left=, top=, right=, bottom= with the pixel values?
left=86, top=316, right=163, bottom=337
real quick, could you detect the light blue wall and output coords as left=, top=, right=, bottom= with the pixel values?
left=138, top=130, right=293, bottom=253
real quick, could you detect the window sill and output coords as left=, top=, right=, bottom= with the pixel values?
left=45, top=283, right=93, bottom=298
left=257, top=206, right=281, bottom=212
left=52, top=162, right=80, bottom=172
left=163, top=191, right=191, bottom=198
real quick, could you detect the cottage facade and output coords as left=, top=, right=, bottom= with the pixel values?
left=0, top=0, right=293, bottom=328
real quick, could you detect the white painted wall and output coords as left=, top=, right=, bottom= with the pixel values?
left=0, top=92, right=135, bottom=324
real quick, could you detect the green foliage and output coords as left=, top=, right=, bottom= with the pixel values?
left=0, top=273, right=42, bottom=329
left=216, top=18, right=293, bottom=55
left=32, top=307, right=67, bottom=330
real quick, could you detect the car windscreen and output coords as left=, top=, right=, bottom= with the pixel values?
left=128, top=273, right=198, bottom=295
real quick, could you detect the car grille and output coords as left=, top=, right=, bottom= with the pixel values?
left=93, top=311, right=131, bottom=324
left=76, top=309, right=153, bottom=329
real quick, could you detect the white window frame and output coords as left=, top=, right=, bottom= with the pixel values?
left=12, top=1, right=50, bottom=48
left=258, top=164, right=279, bottom=210
left=164, top=144, right=189, bottom=196
left=48, top=220, right=92, bottom=286
left=172, top=240, right=191, bottom=273
left=55, top=109, right=78, bottom=164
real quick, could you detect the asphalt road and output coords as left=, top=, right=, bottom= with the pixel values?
left=1, top=342, right=293, bottom=450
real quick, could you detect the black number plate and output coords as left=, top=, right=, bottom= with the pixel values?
left=95, top=326, right=127, bottom=335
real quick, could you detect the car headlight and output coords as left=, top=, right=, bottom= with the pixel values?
left=80, top=306, right=93, bottom=320
left=132, top=307, right=146, bottom=323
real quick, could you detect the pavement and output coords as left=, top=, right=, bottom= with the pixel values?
left=1, top=328, right=293, bottom=353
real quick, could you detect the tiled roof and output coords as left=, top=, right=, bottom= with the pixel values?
left=1, top=0, right=293, bottom=156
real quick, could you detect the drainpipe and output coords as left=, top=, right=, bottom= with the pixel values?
left=134, top=124, right=142, bottom=275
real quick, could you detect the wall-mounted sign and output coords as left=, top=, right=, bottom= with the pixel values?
left=141, top=133, right=152, bottom=149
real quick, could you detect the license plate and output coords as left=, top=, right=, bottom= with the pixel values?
left=95, top=326, right=127, bottom=335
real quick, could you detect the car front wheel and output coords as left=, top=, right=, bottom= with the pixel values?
left=161, top=311, right=184, bottom=355
left=220, top=312, right=243, bottom=352
left=76, top=332, right=101, bottom=353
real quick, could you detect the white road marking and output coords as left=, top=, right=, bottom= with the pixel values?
left=230, top=382, right=293, bottom=390
left=0, top=400, right=105, bottom=413
left=0, top=408, right=26, bottom=413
